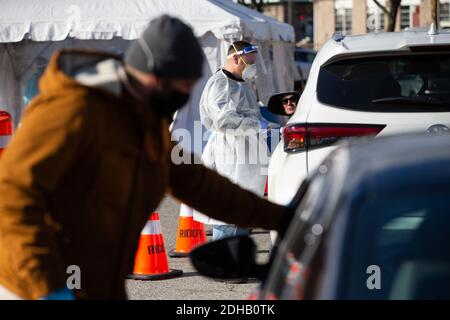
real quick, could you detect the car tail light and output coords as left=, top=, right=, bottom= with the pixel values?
left=282, top=124, right=307, bottom=153
left=283, top=123, right=385, bottom=153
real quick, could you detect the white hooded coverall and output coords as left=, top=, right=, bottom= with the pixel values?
left=194, top=69, right=268, bottom=225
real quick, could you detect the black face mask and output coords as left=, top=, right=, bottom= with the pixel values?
left=148, top=82, right=190, bottom=119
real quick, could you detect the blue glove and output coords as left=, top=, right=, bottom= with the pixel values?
left=259, top=118, right=272, bottom=130
left=40, top=287, right=76, bottom=300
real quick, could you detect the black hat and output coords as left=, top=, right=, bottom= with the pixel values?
left=267, top=91, right=300, bottom=115
left=125, top=15, right=204, bottom=78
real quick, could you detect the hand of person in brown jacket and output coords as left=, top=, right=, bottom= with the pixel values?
left=166, top=144, right=295, bottom=232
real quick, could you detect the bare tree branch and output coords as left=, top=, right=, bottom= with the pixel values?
left=373, top=0, right=402, bottom=31
left=237, top=0, right=266, bottom=13
left=373, top=0, right=391, bottom=17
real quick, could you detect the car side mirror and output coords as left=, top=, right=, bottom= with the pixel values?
left=189, top=235, right=268, bottom=281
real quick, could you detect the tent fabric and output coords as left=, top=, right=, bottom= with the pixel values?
left=0, top=0, right=295, bottom=156
left=0, top=50, right=20, bottom=122
left=0, top=38, right=130, bottom=127
left=0, top=0, right=294, bottom=43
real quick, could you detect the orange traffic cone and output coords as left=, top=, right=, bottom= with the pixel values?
left=0, top=111, right=13, bottom=157
left=169, top=204, right=206, bottom=258
left=128, top=212, right=182, bottom=280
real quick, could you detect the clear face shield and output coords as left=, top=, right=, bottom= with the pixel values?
left=227, top=44, right=267, bottom=81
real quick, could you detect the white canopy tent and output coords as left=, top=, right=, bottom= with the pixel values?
left=0, top=0, right=295, bottom=155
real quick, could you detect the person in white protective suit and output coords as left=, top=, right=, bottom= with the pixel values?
left=194, top=41, right=269, bottom=240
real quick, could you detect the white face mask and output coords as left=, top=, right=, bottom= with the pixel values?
left=242, top=63, right=257, bottom=81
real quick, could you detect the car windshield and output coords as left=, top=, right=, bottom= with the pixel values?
left=317, top=53, right=450, bottom=112
left=342, top=191, right=450, bottom=299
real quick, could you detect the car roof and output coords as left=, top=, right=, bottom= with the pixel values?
left=316, top=29, right=450, bottom=66
left=329, top=133, right=450, bottom=197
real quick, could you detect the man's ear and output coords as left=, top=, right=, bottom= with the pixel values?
left=147, top=74, right=163, bottom=90
left=140, top=74, right=165, bottom=93
left=233, top=54, right=240, bottom=65
left=125, top=64, right=159, bottom=89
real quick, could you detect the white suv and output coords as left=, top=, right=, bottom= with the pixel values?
left=268, top=28, right=450, bottom=206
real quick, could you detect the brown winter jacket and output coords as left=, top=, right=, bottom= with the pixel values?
left=0, top=49, right=291, bottom=300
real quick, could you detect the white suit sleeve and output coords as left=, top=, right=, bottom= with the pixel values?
left=203, top=78, right=260, bottom=135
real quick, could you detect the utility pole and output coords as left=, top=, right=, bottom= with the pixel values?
left=287, top=0, right=293, bottom=26
left=431, top=0, right=439, bottom=27
left=373, top=0, right=402, bottom=32
left=420, top=0, right=440, bottom=28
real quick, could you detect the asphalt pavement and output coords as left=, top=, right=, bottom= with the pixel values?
left=125, top=196, right=272, bottom=300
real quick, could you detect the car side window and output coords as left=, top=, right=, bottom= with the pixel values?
left=295, top=52, right=304, bottom=62
left=305, top=52, right=316, bottom=63
left=295, top=51, right=316, bottom=63
left=342, top=191, right=450, bottom=299
left=263, top=170, right=331, bottom=299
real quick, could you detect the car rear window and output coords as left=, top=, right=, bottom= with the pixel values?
left=317, top=53, right=450, bottom=112
left=343, top=192, right=450, bottom=299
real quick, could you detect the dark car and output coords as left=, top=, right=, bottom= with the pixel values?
left=294, top=47, right=316, bottom=84
left=190, top=133, right=450, bottom=299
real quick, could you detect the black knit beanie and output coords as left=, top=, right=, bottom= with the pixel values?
left=125, top=15, right=203, bottom=78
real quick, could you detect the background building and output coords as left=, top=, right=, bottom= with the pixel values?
left=262, top=0, right=314, bottom=45
left=314, top=0, right=450, bottom=50
left=241, top=0, right=450, bottom=50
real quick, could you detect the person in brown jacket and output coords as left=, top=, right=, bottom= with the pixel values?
left=0, top=15, right=292, bottom=300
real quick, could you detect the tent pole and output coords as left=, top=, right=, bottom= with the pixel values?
left=3, top=43, right=22, bottom=127
left=287, top=0, right=293, bottom=26
left=19, top=42, right=53, bottom=79
left=3, top=42, right=52, bottom=127
left=3, top=44, right=20, bottom=80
